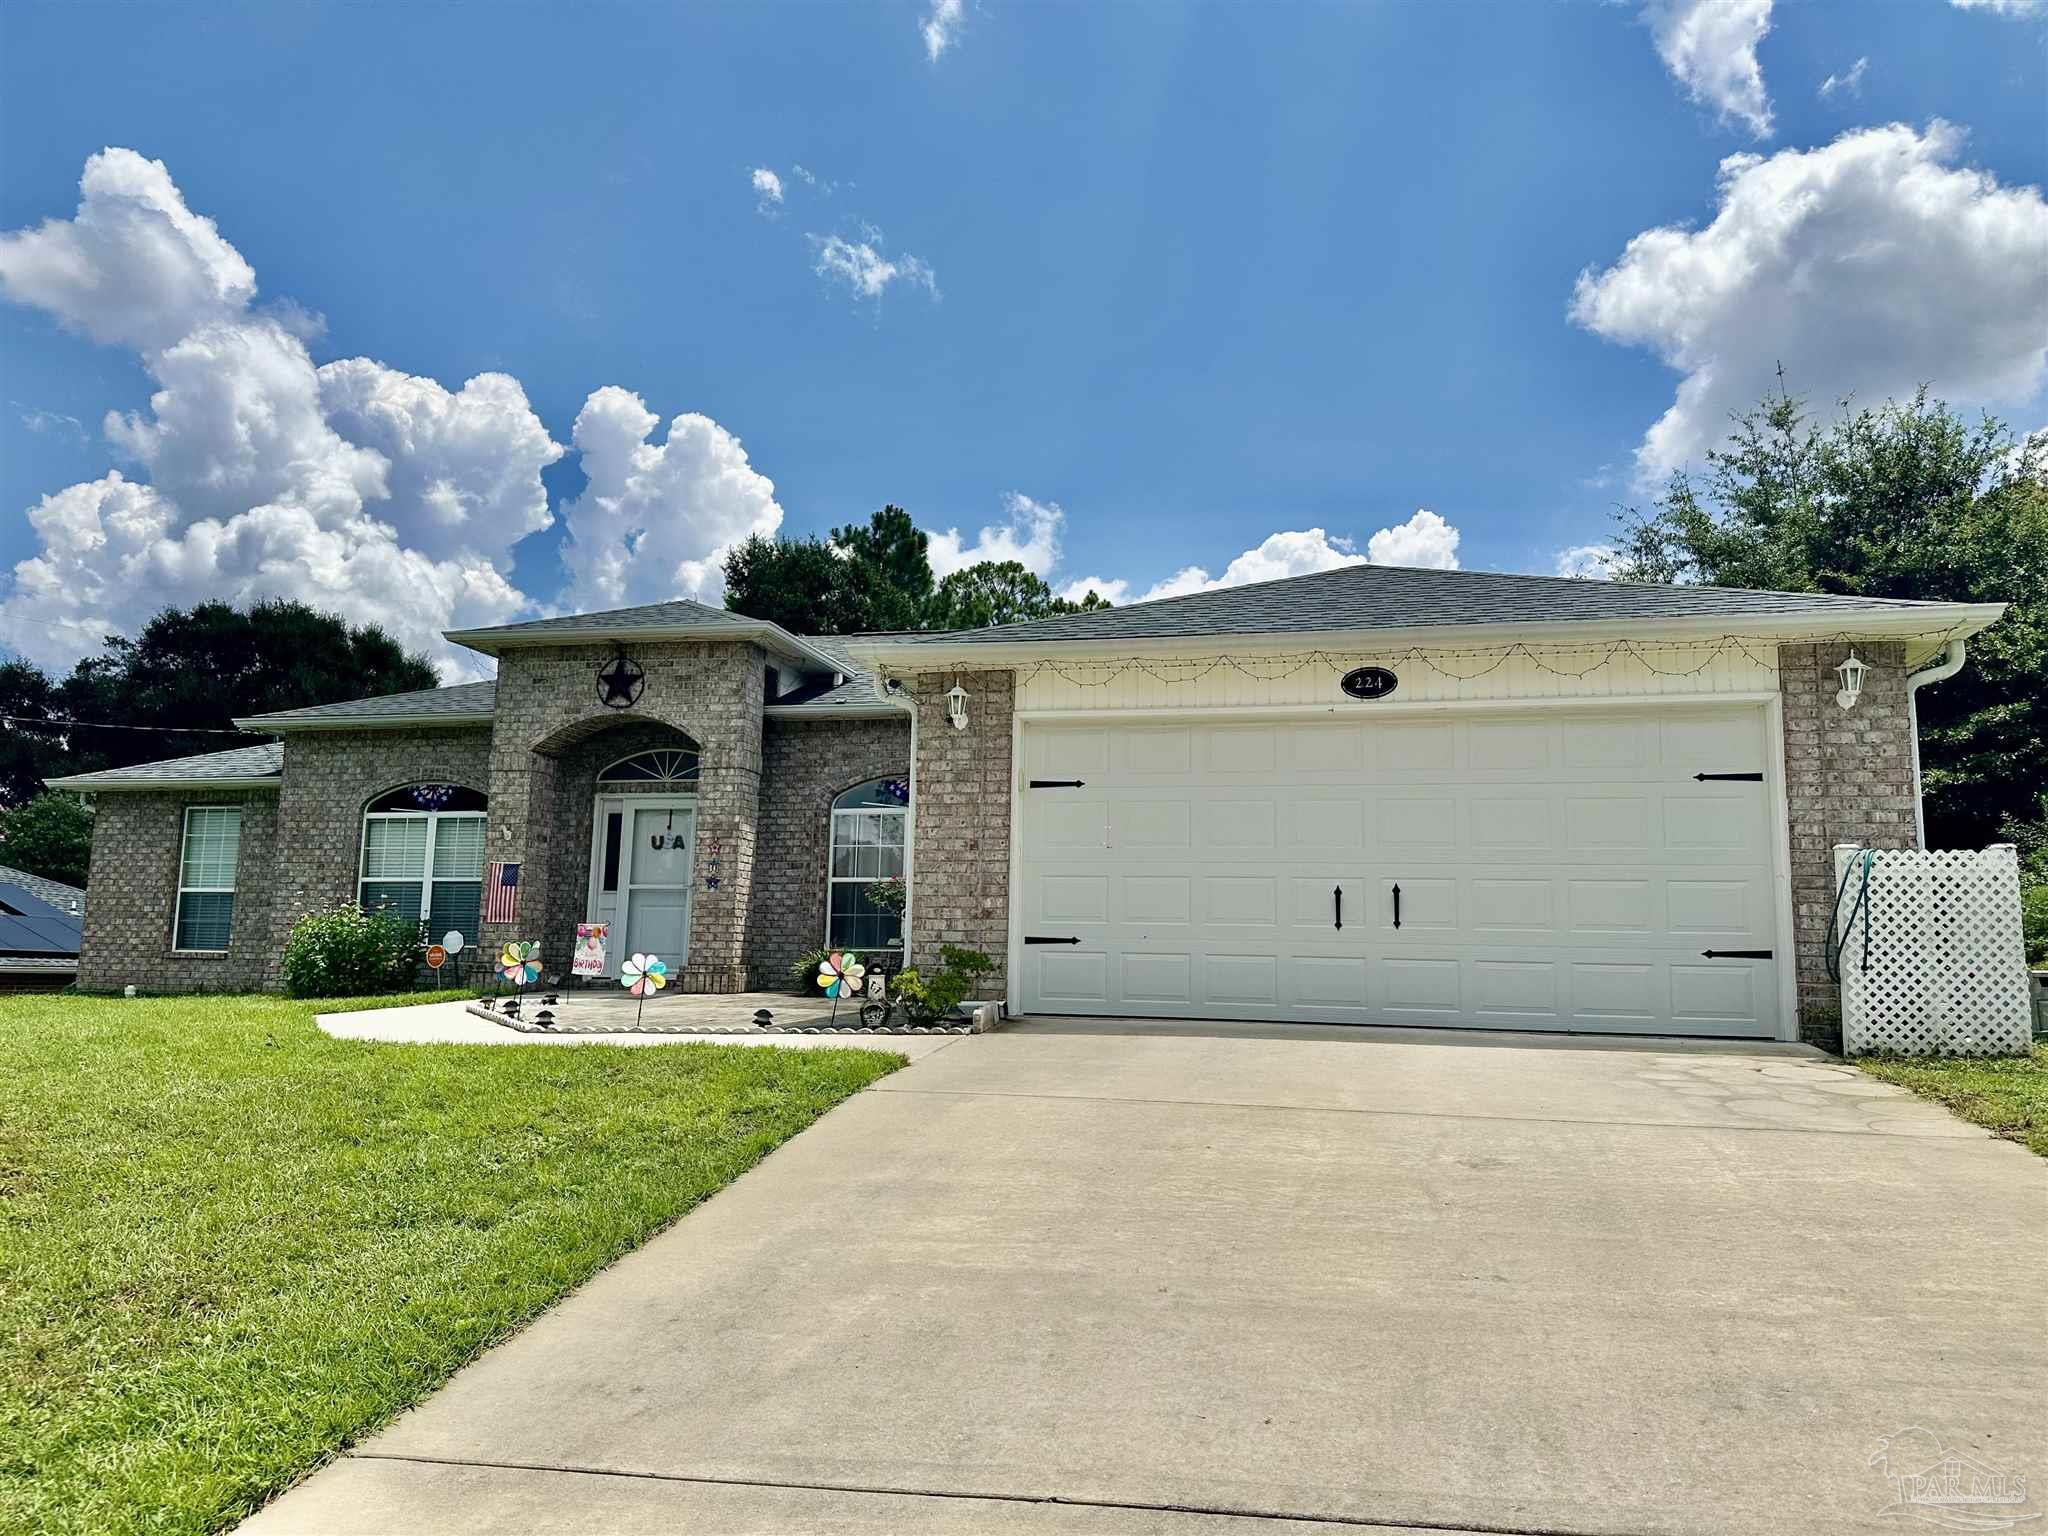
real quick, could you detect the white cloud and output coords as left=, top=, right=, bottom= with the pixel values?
left=927, top=491, right=1062, bottom=579
left=921, top=0, right=964, bottom=61
left=1365, top=508, right=1461, bottom=570
left=557, top=386, right=784, bottom=611
left=1949, top=0, right=2044, bottom=15
left=750, top=167, right=784, bottom=212
left=1643, top=0, right=1775, bottom=139
left=1819, top=56, right=1868, bottom=101
left=1554, top=544, right=1621, bottom=580
left=808, top=229, right=937, bottom=302
left=0, top=148, right=656, bottom=675
left=0, top=148, right=256, bottom=353
left=18, top=407, right=84, bottom=439
left=1569, top=121, right=2048, bottom=479
left=1140, top=529, right=1371, bottom=601
left=1057, top=575, right=1130, bottom=605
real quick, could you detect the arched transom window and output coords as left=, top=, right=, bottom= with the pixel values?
left=828, top=777, right=909, bottom=951
left=598, top=749, right=700, bottom=786
left=359, top=784, right=490, bottom=943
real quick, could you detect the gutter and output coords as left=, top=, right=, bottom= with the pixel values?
left=845, top=603, right=2007, bottom=675
left=1905, top=638, right=1968, bottom=850
left=42, top=776, right=282, bottom=792
left=230, top=712, right=495, bottom=733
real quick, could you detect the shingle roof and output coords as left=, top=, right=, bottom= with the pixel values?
left=773, top=635, right=894, bottom=711
left=452, top=599, right=764, bottom=643
left=0, top=865, right=84, bottom=914
left=46, top=742, right=285, bottom=790
left=239, top=680, right=498, bottom=728
left=883, top=563, right=1960, bottom=648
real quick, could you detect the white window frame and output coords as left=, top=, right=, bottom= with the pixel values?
left=596, top=749, right=701, bottom=787
left=173, top=805, right=242, bottom=954
left=357, top=800, right=489, bottom=933
left=826, top=787, right=908, bottom=951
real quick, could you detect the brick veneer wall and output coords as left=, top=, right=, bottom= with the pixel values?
left=264, top=727, right=494, bottom=986
left=746, top=715, right=911, bottom=987
left=77, top=788, right=281, bottom=992
left=901, top=669, right=1014, bottom=997
left=1778, top=641, right=1918, bottom=1049
left=482, top=640, right=766, bottom=991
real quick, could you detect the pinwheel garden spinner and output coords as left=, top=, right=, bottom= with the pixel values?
left=498, top=941, right=542, bottom=989
left=816, top=950, right=864, bottom=1024
left=621, top=952, right=669, bottom=1024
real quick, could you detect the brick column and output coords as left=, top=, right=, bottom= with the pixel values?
left=1778, top=641, right=1917, bottom=1048
left=904, top=669, right=1014, bottom=996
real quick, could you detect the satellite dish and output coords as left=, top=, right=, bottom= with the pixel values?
left=443, top=931, right=466, bottom=954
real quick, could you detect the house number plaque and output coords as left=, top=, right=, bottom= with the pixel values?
left=1339, top=666, right=1398, bottom=700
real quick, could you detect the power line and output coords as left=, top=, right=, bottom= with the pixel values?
left=0, top=714, right=270, bottom=737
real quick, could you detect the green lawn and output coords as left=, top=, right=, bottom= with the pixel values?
left=1855, top=1043, right=2048, bottom=1156
left=0, top=992, right=903, bottom=1536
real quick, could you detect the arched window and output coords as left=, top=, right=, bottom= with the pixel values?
left=828, top=777, right=909, bottom=951
left=359, top=784, right=490, bottom=943
left=597, top=749, right=700, bottom=786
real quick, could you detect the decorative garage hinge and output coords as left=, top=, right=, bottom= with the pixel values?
left=1693, top=772, right=1764, bottom=782
left=1028, top=779, right=1087, bottom=788
left=1024, top=936, right=1083, bottom=945
left=1700, top=949, right=1773, bottom=959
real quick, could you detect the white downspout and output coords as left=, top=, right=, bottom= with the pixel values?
left=1905, top=638, right=1967, bottom=850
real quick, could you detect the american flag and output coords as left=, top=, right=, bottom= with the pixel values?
left=483, top=861, right=521, bottom=924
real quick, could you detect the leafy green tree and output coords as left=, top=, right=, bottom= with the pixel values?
left=0, top=792, right=94, bottom=888
left=722, top=532, right=866, bottom=634
left=923, top=561, right=1109, bottom=629
left=0, top=659, right=64, bottom=807
left=56, top=600, right=440, bottom=776
left=1612, top=385, right=2046, bottom=848
left=828, top=506, right=933, bottom=631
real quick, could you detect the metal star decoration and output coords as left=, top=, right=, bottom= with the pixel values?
left=596, top=650, right=646, bottom=708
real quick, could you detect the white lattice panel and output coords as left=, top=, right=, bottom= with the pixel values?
left=1835, top=844, right=2032, bottom=1055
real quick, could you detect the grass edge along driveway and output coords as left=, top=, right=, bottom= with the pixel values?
left=1856, top=1041, right=2048, bottom=1156
left=0, top=991, right=903, bottom=1536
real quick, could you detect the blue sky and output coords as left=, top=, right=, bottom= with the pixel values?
left=2, top=0, right=2044, bottom=673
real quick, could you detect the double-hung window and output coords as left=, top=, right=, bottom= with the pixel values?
left=827, top=777, right=909, bottom=952
left=175, top=806, right=242, bottom=951
left=358, top=785, right=490, bottom=943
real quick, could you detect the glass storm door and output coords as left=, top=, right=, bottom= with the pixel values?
left=622, top=802, right=695, bottom=970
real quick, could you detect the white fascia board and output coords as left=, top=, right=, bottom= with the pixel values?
left=763, top=704, right=907, bottom=721
left=42, top=775, right=281, bottom=792
left=229, top=712, right=495, bottom=732
left=846, top=603, right=2007, bottom=674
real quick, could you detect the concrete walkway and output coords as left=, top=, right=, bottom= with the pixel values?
left=247, top=1020, right=2045, bottom=1536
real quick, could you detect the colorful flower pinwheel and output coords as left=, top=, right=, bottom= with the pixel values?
left=621, top=953, right=669, bottom=998
left=816, top=951, right=865, bottom=999
left=498, top=941, right=542, bottom=986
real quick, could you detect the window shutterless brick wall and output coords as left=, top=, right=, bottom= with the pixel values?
left=77, top=788, right=280, bottom=992
left=900, top=669, right=1015, bottom=997
left=1778, top=641, right=1918, bottom=1050
left=746, top=715, right=910, bottom=987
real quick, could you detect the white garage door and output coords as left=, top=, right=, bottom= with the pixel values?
left=1015, top=708, right=1784, bottom=1037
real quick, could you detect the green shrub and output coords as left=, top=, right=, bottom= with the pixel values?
left=2023, top=877, right=2047, bottom=969
left=893, top=945, right=995, bottom=1025
left=281, top=904, right=421, bottom=998
left=788, top=945, right=832, bottom=995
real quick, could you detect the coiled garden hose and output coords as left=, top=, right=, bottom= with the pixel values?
left=1825, top=847, right=1875, bottom=983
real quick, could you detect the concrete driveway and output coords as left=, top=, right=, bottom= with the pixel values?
left=245, top=1021, right=2046, bottom=1536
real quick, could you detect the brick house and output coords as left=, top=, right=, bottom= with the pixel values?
left=54, top=569, right=2003, bottom=1046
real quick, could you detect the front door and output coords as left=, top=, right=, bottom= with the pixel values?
left=588, top=796, right=696, bottom=978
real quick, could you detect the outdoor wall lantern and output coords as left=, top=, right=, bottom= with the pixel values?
left=1835, top=649, right=1868, bottom=710
left=946, top=679, right=969, bottom=731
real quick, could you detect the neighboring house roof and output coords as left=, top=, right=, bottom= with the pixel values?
left=45, top=742, right=286, bottom=792
left=236, top=680, right=499, bottom=731
left=0, top=874, right=84, bottom=966
left=851, top=563, right=2005, bottom=669
left=0, top=864, right=84, bottom=914
left=444, top=599, right=845, bottom=673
